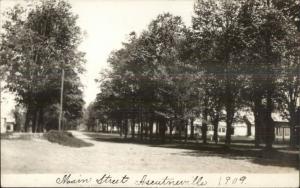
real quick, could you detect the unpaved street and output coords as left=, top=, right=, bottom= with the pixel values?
left=1, top=131, right=298, bottom=174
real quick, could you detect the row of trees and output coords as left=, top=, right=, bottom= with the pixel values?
left=88, top=0, right=300, bottom=148
left=0, top=0, right=85, bottom=132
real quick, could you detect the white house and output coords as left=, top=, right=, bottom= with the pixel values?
left=205, top=121, right=252, bottom=137
left=1, top=117, right=15, bottom=133
left=0, top=84, right=16, bottom=133
left=192, top=110, right=290, bottom=139
left=0, top=118, right=6, bottom=133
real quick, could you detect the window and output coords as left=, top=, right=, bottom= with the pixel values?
left=284, top=128, right=290, bottom=136
left=218, top=127, right=226, bottom=133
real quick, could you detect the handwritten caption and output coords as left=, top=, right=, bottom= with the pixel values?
left=56, top=174, right=247, bottom=187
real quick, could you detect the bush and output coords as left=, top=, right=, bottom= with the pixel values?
left=0, top=132, right=13, bottom=139
left=44, top=130, right=93, bottom=147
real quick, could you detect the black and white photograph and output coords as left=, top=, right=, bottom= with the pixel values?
left=0, top=0, right=299, bottom=187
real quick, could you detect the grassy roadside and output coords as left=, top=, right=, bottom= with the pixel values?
left=44, top=130, right=93, bottom=147
left=0, top=132, right=13, bottom=139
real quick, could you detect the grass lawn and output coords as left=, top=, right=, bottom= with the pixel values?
left=44, top=130, right=93, bottom=147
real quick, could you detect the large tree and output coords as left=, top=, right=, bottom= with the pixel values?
left=192, top=0, right=245, bottom=145
left=237, top=0, right=299, bottom=148
left=0, top=0, right=85, bottom=132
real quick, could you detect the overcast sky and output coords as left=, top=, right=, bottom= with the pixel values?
left=0, top=0, right=194, bottom=119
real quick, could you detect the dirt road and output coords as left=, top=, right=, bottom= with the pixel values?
left=1, top=131, right=298, bottom=173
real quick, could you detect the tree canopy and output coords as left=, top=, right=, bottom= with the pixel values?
left=90, top=0, right=300, bottom=148
left=0, top=0, right=85, bottom=132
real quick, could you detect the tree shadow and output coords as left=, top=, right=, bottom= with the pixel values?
left=83, top=132, right=299, bottom=170
left=172, top=147, right=299, bottom=170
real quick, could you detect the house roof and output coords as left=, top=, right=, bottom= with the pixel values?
left=274, top=121, right=290, bottom=128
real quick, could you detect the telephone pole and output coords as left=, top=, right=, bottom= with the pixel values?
left=0, top=0, right=2, bottom=129
left=58, top=69, right=64, bottom=131
left=0, top=81, right=2, bottom=130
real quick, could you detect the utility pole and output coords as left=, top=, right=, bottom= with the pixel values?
left=0, top=81, right=2, bottom=130
left=0, top=0, right=2, bottom=130
left=58, top=69, right=64, bottom=131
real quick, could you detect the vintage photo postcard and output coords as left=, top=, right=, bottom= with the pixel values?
left=0, top=0, right=299, bottom=187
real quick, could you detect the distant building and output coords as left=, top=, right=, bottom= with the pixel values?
left=0, top=118, right=5, bottom=133
left=205, top=121, right=252, bottom=137
left=5, top=122, right=14, bottom=132
left=192, top=111, right=291, bottom=140
left=274, top=121, right=290, bottom=142
left=1, top=85, right=16, bottom=133
left=1, top=117, right=15, bottom=133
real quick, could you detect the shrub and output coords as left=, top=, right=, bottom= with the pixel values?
left=0, top=132, right=13, bottom=139
left=44, top=130, right=93, bottom=147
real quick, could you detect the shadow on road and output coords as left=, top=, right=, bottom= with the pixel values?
left=83, top=132, right=299, bottom=170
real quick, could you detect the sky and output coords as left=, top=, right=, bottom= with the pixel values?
left=0, top=0, right=194, bottom=120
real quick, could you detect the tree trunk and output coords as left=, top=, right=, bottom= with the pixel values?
left=37, top=107, right=44, bottom=132
left=119, top=120, right=123, bottom=137
left=169, top=120, right=173, bottom=141
left=225, top=91, right=234, bottom=145
left=212, top=115, right=220, bottom=144
left=131, top=118, right=135, bottom=139
left=289, top=116, right=296, bottom=147
left=160, top=119, right=166, bottom=142
left=254, top=96, right=263, bottom=147
left=201, top=110, right=208, bottom=144
left=288, top=103, right=297, bottom=147
left=265, top=90, right=275, bottom=149
left=145, top=122, right=149, bottom=138
left=32, top=109, right=38, bottom=133
left=184, top=120, right=188, bottom=143
left=124, top=119, right=128, bottom=139
left=178, top=120, right=182, bottom=140
left=243, top=116, right=252, bottom=136
left=155, top=121, right=159, bottom=136
left=24, top=105, right=32, bottom=132
left=190, top=118, right=194, bottom=139
left=149, top=119, right=153, bottom=141
left=213, top=124, right=218, bottom=144
left=102, top=123, right=106, bottom=132
left=201, top=123, right=208, bottom=144
left=295, top=108, right=300, bottom=146
left=35, top=110, right=40, bottom=133
left=225, top=111, right=234, bottom=145
left=140, top=122, right=144, bottom=140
